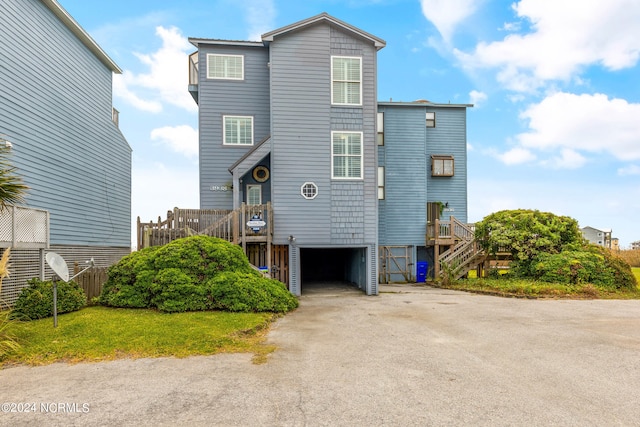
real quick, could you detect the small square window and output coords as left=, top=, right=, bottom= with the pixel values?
left=301, top=182, right=318, bottom=199
left=426, top=112, right=436, bottom=128
left=431, top=155, right=454, bottom=177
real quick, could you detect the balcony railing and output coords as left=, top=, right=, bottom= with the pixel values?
left=188, top=51, right=199, bottom=86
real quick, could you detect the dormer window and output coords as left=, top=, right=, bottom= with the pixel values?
left=331, top=56, right=362, bottom=106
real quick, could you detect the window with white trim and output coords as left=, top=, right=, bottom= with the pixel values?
left=431, top=155, right=454, bottom=177
left=247, top=185, right=261, bottom=205
left=377, top=112, right=384, bottom=145
left=207, top=54, right=244, bottom=80
left=223, top=116, right=253, bottom=145
left=332, top=132, right=363, bottom=179
left=378, top=166, right=385, bottom=200
left=332, top=56, right=362, bottom=105
left=301, top=182, right=318, bottom=199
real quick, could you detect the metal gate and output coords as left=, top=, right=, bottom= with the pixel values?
left=379, top=246, right=413, bottom=284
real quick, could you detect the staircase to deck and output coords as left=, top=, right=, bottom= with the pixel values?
left=431, top=217, right=486, bottom=279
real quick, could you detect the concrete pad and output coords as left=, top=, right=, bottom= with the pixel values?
left=2, top=284, right=640, bottom=426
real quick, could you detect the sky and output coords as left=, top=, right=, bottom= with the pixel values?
left=57, top=0, right=640, bottom=248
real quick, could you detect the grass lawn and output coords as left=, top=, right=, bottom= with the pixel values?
left=633, top=267, right=640, bottom=283
left=1, top=306, right=278, bottom=367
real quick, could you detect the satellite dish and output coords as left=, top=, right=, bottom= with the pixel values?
left=45, top=252, right=69, bottom=282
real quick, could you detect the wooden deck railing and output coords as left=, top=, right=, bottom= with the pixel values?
left=137, top=203, right=273, bottom=250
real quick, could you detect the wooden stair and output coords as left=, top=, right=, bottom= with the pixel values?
left=435, top=217, right=485, bottom=279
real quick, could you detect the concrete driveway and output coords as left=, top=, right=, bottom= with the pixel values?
left=2, top=283, right=640, bottom=426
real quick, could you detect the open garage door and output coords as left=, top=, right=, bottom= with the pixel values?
left=300, top=247, right=367, bottom=294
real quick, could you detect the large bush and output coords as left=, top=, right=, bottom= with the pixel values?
left=530, top=245, right=637, bottom=290
left=475, top=209, right=582, bottom=267
left=11, top=278, right=86, bottom=320
left=99, top=236, right=297, bottom=313
left=208, top=272, right=298, bottom=313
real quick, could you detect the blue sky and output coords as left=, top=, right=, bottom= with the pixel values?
left=58, top=0, right=640, bottom=248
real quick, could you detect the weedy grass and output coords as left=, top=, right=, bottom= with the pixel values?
left=1, top=306, right=277, bottom=367
left=435, top=277, right=640, bottom=299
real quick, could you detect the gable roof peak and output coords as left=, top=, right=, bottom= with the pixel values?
left=261, top=12, right=386, bottom=50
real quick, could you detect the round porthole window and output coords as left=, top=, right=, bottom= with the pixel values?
left=252, top=166, right=269, bottom=183
left=301, top=182, right=318, bottom=199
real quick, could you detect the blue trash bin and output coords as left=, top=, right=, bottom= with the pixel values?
left=416, top=261, right=428, bottom=283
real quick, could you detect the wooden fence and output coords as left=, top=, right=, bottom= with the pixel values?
left=73, top=263, right=108, bottom=302
left=246, top=244, right=289, bottom=287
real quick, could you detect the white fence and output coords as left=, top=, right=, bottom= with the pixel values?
left=0, top=205, right=49, bottom=305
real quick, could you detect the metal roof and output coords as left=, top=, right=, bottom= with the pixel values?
left=262, top=12, right=386, bottom=50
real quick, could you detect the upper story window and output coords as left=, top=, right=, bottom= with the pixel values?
left=431, top=155, right=454, bottom=177
left=332, top=56, right=362, bottom=106
left=377, top=112, right=384, bottom=145
left=223, top=116, right=253, bottom=145
left=426, top=112, right=436, bottom=128
left=207, top=54, right=244, bottom=80
left=332, top=132, right=363, bottom=179
left=378, top=166, right=385, bottom=200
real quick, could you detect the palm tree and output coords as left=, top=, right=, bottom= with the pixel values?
left=0, top=143, right=29, bottom=210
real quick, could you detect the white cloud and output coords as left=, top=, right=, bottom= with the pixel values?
left=496, top=147, right=536, bottom=165
left=420, top=0, right=480, bottom=43
left=618, top=165, right=640, bottom=176
left=244, top=0, right=276, bottom=41
left=455, top=0, right=640, bottom=92
left=542, top=148, right=587, bottom=170
left=113, top=73, right=162, bottom=113
left=132, top=162, right=199, bottom=248
left=469, top=90, right=487, bottom=106
left=114, top=26, right=196, bottom=113
left=517, top=92, right=640, bottom=162
left=150, top=125, right=199, bottom=159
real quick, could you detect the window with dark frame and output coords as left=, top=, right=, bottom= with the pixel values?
left=426, top=112, right=436, bottom=128
left=377, top=112, right=384, bottom=145
left=431, top=155, right=454, bottom=176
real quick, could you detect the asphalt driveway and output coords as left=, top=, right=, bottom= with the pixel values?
left=2, top=283, right=640, bottom=426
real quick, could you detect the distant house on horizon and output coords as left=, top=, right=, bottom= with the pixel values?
left=0, top=0, right=131, bottom=303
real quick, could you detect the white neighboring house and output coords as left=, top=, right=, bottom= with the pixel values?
left=581, top=226, right=613, bottom=249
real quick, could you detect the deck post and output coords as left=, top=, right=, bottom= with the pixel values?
left=241, top=203, right=246, bottom=253
left=266, top=202, right=272, bottom=277
left=434, top=218, right=440, bottom=278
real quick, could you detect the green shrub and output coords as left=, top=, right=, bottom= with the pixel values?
left=208, top=271, right=298, bottom=313
left=531, top=245, right=637, bottom=290
left=149, top=268, right=207, bottom=313
left=99, top=246, right=159, bottom=308
left=100, top=236, right=297, bottom=313
left=11, top=278, right=86, bottom=320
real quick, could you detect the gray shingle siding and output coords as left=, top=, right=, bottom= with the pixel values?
left=198, top=44, right=270, bottom=210
left=0, top=0, right=131, bottom=248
